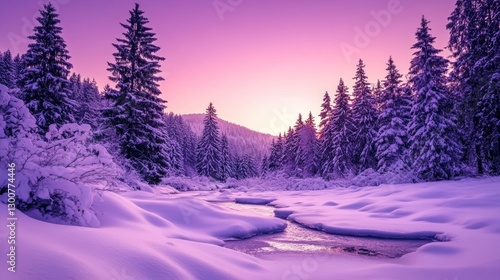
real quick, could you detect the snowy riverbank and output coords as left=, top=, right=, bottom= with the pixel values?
left=1, top=176, right=499, bottom=279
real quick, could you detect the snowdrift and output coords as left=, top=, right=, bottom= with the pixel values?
left=0, top=191, right=285, bottom=280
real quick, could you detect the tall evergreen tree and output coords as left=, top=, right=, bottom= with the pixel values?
left=300, top=112, right=318, bottom=176
left=261, top=155, right=269, bottom=176
left=477, top=72, right=500, bottom=174
left=318, top=91, right=332, bottom=137
left=476, top=1, right=500, bottom=174
left=104, top=3, right=173, bottom=184
left=219, top=134, right=233, bottom=181
left=291, top=114, right=304, bottom=175
left=321, top=78, right=355, bottom=178
left=375, top=57, right=410, bottom=173
left=0, top=50, right=15, bottom=88
left=18, top=3, right=76, bottom=134
left=268, top=133, right=284, bottom=171
left=351, top=59, right=378, bottom=171
left=447, top=0, right=499, bottom=174
left=408, top=16, right=462, bottom=180
left=233, top=154, right=257, bottom=179
left=70, top=74, right=104, bottom=131
left=196, top=103, right=221, bottom=179
left=373, top=80, right=383, bottom=113
left=163, top=113, right=197, bottom=175
left=13, top=54, right=24, bottom=88
left=282, top=126, right=296, bottom=172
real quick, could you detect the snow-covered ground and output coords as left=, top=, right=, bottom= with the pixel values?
left=1, top=177, right=500, bottom=279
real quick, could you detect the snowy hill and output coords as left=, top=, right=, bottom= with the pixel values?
left=182, top=114, right=275, bottom=159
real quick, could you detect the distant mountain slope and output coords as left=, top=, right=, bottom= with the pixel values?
left=182, top=114, right=274, bottom=160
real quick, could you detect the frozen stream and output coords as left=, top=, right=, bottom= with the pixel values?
left=217, top=202, right=432, bottom=259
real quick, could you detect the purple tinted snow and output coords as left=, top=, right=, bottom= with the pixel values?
left=235, top=197, right=276, bottom=205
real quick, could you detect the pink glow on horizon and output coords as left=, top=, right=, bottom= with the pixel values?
left=0, top=0, right=455, bottom=135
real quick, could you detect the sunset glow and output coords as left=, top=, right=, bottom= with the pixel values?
left=0, top=0, right=455, bottom=135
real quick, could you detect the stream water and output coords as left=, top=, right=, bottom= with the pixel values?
left=217, top=202, right=432, bottom=259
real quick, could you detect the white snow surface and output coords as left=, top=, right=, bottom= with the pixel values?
left=1, top=176, right=500, bottom=279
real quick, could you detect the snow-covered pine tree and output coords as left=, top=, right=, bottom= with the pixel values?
left=375, top=57, right=410, bottom=173
left=477, top=2, right=500, bottom=174
left=447, top=0, right=499, bottom=174
left=164, top=113, right=197, bottom=175
left=408, top=16, right=462, bottom=181
left=18, top=3, right=76, bottom=134
left=268, top=133, right=284, bottom=171
left=283, top=125, right=297, bottom=173
left=233, top=154, right=257, bottom=179
left=373, top=80, right=383, bottom=113
left=351, top=59, right=378, bottom=171
left=219, top=134, right=233, bottom=181
left=104, top=3, right=174, bottom=184
left=196, top=102, right=222, bottom=179
left=70, top=74, right=104, bottom=131
left=261, top=155, right=269, bottom=176
left=13, top=54, right=24, bottom=88
left=318, top=91, right=332, bottom=137
left=0, top=50, right=15, bottom=88
left=291, top=114, right=305, bottom=175
left=316, top=91, right=333, bottom=176
left=282, top=127, right=293, bottom=164
left=267, top=139, right=277, bottom=171
left=299, top=112, right=318, bottom=176
left=326, top=78, right=355, bottom=178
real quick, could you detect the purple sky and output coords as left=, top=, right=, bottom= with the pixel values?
left=0, top=0, right=456, bottom=135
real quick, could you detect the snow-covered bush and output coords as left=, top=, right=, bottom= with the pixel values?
left=351, top=168, right=419, bottom=187
left=162, top=176, right=223, bottom=191
left=0, top=85, right=119, bottom=226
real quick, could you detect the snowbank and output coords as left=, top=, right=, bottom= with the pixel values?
left=191, top=176, right=500, bottom=279
left=1, top=177, right=500, bottom=279
left=0, top=191, right=285, bottom=280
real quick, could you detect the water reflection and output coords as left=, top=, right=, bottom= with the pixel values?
left=217, top=202, right=431, bottom=258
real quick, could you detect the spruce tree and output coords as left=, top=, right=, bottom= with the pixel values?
left=268, top=133, right=284, bottom=171
left=13, top=54, right=24, bottom=88
left=283, top=126, right=294, bottom=168
left=447, top=0, right=499, bottom=174
left=196, top=103, right=222, bottom=179
left=219, top=134, right=232, bottom=181
left=316, top=91, right=332, bottom=175
left=105, top=3, right=173, bottom=184
left=0, top=50, right=15, bottom=88
left=291, top=114, right=304, bottom=175
left=299, top=112, right=318, bottom=176
left=351, top=59, right=378, bottom=171
left=261, top=155, right=269, bottom=176
left=70, top=75, right=104, bottom=131
left=318, top=91, right=332, bottom=137
left=375, top=57, right=410, bottom=173
left=18, top=3, right=76, bottom=134
left=408, top=16, right=462, bottom=180
left=330, top=78, right=355, bottom=177
left=373, top=80, right=383, bottom=113
left=477, top=1, right=500, bottom=174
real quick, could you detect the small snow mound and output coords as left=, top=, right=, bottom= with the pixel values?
left=413, top=214, right=453, bottom=224
left=235, top=197, right=276, bottom=205
left=323, top=201, right=339, bottom=206
left=419, top=243, right=461, bottom=255
left=338, top=200, right=374, bottom=210
left=274, top=209, right=294, bottom=219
